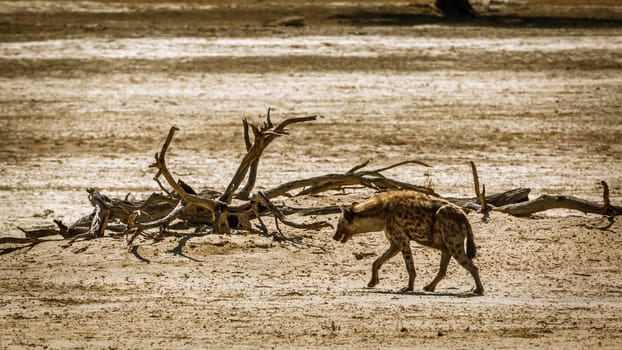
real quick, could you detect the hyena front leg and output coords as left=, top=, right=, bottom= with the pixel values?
left=398, top=239, right=416, bottom=293
left=368, top=242, right=399, bottom=288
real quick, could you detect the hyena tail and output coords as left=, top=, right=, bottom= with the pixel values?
left=465, top=220, right=477, bottom=259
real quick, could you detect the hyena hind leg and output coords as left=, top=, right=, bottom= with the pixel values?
left=423, top=251, right=451, bottom=292
left=449, top=245, right=484, bottom=295
left=436, top=205, right=484, bottom=295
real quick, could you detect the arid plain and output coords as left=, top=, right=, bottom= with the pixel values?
left=1, top=1, right=621, bottom=348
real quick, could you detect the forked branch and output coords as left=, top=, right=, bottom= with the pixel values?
left=151, top=126, right=221, bottom=215
left=221, top=114, right=317, bottom=203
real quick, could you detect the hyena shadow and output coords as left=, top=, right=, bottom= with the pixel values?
left=366, top=289, right=483, bottom=298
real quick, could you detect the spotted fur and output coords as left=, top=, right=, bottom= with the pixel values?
left=333, top=190, right=484, bottom=294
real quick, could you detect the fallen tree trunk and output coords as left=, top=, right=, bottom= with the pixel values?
left=467, top=162, right=619, bottom=226
left=495, top=194, right=621, bottom=217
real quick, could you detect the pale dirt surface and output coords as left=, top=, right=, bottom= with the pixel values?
left=1, top=1, right=622, bottom=349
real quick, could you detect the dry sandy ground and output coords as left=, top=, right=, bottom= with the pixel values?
left=1, top=1, right=622, bottom=349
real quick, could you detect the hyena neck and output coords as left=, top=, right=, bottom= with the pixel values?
left=351, top=199, right=386, bottom=233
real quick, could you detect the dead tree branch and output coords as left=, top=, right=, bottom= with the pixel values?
left=264, top=159, right=435, bottom=199
left=494, top=187, right=621, bottom=217
left=221, top=114, right=317, bottom=203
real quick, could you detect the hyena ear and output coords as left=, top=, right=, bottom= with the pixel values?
left=342, top=206, right=355, bottom=222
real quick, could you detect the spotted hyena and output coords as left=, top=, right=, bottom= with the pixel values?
left=333, top=190, right=484, bottom=295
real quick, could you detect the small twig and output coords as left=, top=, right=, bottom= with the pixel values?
left=262, top=107, right=274, bottom=131
left=346, top=160, right=371, bottom=175
left=469, top=161, right=481, bottom=201
left=212, top=203, right=224, bottom=234
left=255, top=212, right=270, bottom=237
left=237, top=119, right=261, bottom=199
left=257, top=192, right=333, bottom=231
left=242, top=118, right=252, bottom=151
left=127, top=200, right=185, bottom=232
left=273, top=115, right=317, bottom=133
left=602, top=181, right=611, bottom=212
left=157, top=126, right=179, bottom=166
left=125, top=210, right=143, bottom=247
left=153, top=170, right=171, bottom=196
left=585, top=216, right=615, bottom=231
left=585, top=181, right=615, bottom=230
left=481, top=184, right=489, bottom=220
left=359, top=159, right=431, bottom=177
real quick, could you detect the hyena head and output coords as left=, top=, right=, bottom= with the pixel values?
left=333, top=205, right=363, bottom=243
left=333, top=199, right=384, bottom=243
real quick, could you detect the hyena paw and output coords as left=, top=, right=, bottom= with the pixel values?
left=367, top=277, right=379, bottom=288
left=423, top=284, right=435, bottom=292
left=398, top=286, right=414, bottom=293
